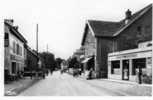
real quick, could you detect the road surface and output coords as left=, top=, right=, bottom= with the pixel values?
left=19, top=71, right=151, bottom=96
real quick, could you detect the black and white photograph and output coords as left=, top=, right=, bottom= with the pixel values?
left=0, top=0, right=152, bottom=98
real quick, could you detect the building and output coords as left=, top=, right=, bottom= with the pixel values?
left=81, top=4, right=152, bottom=78
left=72, top=47, right=85, bottom=61
left=4, top=19, right=27, bottom=79
left=108, top=41, right=152, bottom=82
left=24, top=45, right=40, bottom=71
left=107, top=4, right=152, bottom=83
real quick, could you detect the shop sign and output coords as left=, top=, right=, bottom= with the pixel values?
left=10, top=55, right=24, bottom=63
left=116, top=53, right=137, bottom=59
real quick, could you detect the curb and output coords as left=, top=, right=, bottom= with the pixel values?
left=101, top=79, right=152, bottom=87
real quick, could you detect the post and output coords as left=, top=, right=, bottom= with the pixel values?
left=47, top=44, right=48, bottom=53
left=36, top=24, right=39, bottom=70
left=120, top=60, right=123, bottom=80
left=36, top=24, right=38, bottom=53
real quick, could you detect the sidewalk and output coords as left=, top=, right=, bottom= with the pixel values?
left=4, top=77, right=40, bottom=96
left=78, top=75, right=152, bottom=96
left=101, top=79, right=152, bottom=96
left=102, top=78, right=152, bottom=86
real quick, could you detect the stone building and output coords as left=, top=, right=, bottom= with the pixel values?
left=81, top=4, right=152, bottom=78
left=4, top=19, right=27, bottom=78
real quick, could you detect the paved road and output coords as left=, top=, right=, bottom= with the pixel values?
left=19, top=71, right=151, bottom=96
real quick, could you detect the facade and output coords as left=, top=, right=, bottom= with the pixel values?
left=81, top=4, right=152, bottom=78
left=108, top=42, right=152, bottom=82
left=4, top=19, right=27, bottom=77
left=24, top=45, right=39, bottom=71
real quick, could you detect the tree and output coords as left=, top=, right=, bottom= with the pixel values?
left=39, top=52, right=56, bottom=71
left=55, top=57, right=64, bottom=69
left=68, top=57, right=80, bottom=69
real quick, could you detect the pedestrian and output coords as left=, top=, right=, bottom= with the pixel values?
left=87, top=68, right=93, bottom=80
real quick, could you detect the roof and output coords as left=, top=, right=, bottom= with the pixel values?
left=5, top=22, right=27, bottom=43
left=113, top=3, right=152, bottom=36
left=81, top=4, right=152, bottom=45
left=88, top=20, right=122, bottom=37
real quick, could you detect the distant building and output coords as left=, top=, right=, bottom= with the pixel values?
left=4, top=19, right=27, bottom=78
left=72, top=47, right=84, bottom=61
left=81, top=4, right=152, bottom=78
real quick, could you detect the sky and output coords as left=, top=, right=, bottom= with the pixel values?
left=0, top=0, right=152, bottom=59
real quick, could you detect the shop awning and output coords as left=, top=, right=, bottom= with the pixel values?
left=81, top=57, right=92, bottom=63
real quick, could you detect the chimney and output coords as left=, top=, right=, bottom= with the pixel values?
left=4, top=19, right=14, bottom=26
left=125, top=9, right=132, bottom=24
left=14, top=26, right=19, bottom=30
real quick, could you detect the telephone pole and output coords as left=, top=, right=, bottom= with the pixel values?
left=36, top=24, right=38, bottom=53
left=36, top=24, right=39, bottom=69
left=47, top=44, right=48, bottom=53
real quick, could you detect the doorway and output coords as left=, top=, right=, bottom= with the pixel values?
left=122, top=60, right=129, bottom=80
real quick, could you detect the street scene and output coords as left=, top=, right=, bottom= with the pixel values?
left=2, top=0, right=152, bottom=97
left=18, top=71, right=151, bottom=96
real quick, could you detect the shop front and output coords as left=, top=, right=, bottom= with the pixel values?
left=10, top=54, right=24, bottom=76
left=108, top=47, right=152, bottom=82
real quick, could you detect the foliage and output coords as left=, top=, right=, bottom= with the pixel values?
left=39, top=52, right=56, bottom=71
left=55, top=57, right=64, bottom=69
left=68, top=57, right=80, bottom=69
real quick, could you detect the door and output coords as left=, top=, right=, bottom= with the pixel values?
left=122, top=60, right=129, bottom=80
left=11, top=62, right=16, bottom=74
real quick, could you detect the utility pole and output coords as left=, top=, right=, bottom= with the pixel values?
left=47, top=44, right=48, bottom=53
left=36, top=24, right=39, bottom=69
left=36, top=24, right=38, bottom=53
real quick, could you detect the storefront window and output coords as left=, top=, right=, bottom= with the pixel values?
left=111, top=61, right=120, bottom=74
left=132, top=58, right=146, bottom=75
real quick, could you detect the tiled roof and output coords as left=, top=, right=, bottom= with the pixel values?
left=113, top=3, right=152, bottom=36
left=88, top=20, right=122, bottom=37
left=81, top=4, right=152, bottom=45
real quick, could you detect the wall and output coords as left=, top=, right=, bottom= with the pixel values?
left=95, top=37, right=113, bottom=78
left=83, top=27, right=96, bottom=57
left=4, top=24, right=25, bottom=75
left=115, top=8, right=152, bottom=51
left=26, top=49, right=38, bottom=71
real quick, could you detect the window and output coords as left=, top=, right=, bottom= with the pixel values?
left=137, top=26, right=142, bottom=35
left=17, top=44, right=19, bottom=55
left=5, top=33, right=9, bottom=39
left=132, top=58, right=146, bottom=75
left=20, top=46, right=22, bottom=56
left=111, top=61, right=120, bottom=74
left=13, top=42, right=16, bottom=53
